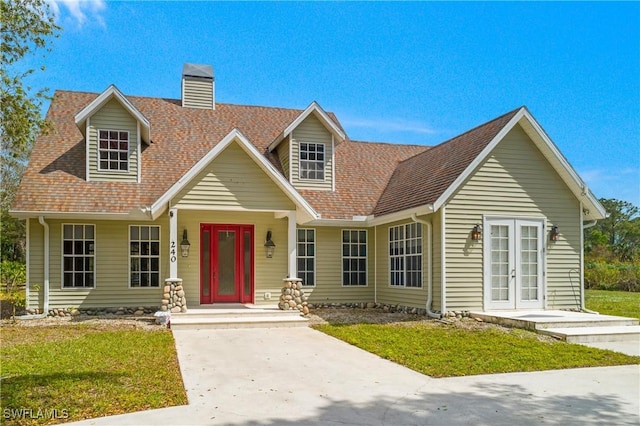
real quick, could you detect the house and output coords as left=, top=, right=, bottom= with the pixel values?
left=11, top=63, right=606, bottom=317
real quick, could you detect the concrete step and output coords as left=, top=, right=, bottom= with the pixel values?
left=470, top=312, right=638, bottom=331
left=170, top=314, right=309, bottom=330
left=539, top=325, right=640, bottom=343
left=172, top=309, right=302, bottom=320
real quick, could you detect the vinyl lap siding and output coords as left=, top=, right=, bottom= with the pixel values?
left=27, top=217, right=169, bottom=309
left=177, top=210, right=289, bottom=307
left=305, top=227, right=374, bottom=304
left=173, top=142, right=295, bottom=211
left=88, top=98, right=138, bottom=182
left=277, top=140, right=290, bottom=180
left=182, top=77, right=214, bottom=109
left=375, top=219, right=429, bottom=309
left=445, top=125, right=581, bottom=311
left=291, top=115, right=333, bottom=191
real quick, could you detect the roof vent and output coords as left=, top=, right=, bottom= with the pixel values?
left=181, top=63, right=214, bottom=110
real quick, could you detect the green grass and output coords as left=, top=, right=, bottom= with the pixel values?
left=585, top=289, right=640, bottom=320
left=314, top=321, right=639, bottom=378
left=0, top=324, right=187, bottom=425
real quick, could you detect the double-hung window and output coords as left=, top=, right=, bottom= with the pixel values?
left=342, top=230, right=367, bottom=286
left=299, top=142, right=325, bottom=180
left=62, top=224, right=95, bottom=288
left=98, top=130, right=129, bottom=171
left=130, top=225, right=160, bottom=287
left=389, top=223, right=422, bottom=288
left=297, top=229, right=315, bottom=286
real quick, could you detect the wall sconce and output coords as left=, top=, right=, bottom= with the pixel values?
left=550, top=225, right=560, bottom=242
left=180, top=229, right=191, bottom=257
left=471, top=224, right=482, bottom=241
left=264, top=230, right=276, bottom=258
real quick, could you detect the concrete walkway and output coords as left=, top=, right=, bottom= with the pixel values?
left=71, top=327, right=639, bottom=425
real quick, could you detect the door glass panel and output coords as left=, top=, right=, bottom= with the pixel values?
left=520, top=225, right=539, bottom=301
left=201, top=230, right=210, bottom=297
left=491, top=225, right=510, bottom=301
left=218, top=230, right=236, bottom=295
left=244, top=231, right=251, bottom=296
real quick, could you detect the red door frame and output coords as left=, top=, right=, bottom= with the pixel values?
left=200, top=224, right=254, bottom=304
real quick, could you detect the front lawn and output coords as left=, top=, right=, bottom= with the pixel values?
left=313, top=316, right=639, bottom=378
left=0, top=321, right=187, bottom=425
left=585, top=289, right=640, bottom=320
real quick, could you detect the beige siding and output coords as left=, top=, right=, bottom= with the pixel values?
left=182, top=77, right=214, bottom=109
left=177, top=210, right=289, bottom=306
left=27, top=216, right=170, bottom=309
left=304, top=227, right=374, bottom=304
left=291, top=115, right=334, bottom=191
left=277, top=139, right=290, bottom=180
left=431, top=210, right=443, bottom=312
left=375, top=219, right=430, bottom=309
left=27, top=219, right=44, bottom=308
left=445, top=124, right=582, bottom=311
left=173, top=142, right=295, bottom=211
left=88, top=98, right=138, bottom=182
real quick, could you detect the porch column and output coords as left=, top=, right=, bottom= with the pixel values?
left=169, top=208, right=178, bottom=278
left=287, top=211, right=298, bottom=279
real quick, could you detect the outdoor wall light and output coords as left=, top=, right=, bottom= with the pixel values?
left=550, top=225, right=560, bottom=242
left=180, top=229, right=191, bottom=257
left=471, top=224, right=482, bottom=241
left=264, top=230, right=276, bottom=258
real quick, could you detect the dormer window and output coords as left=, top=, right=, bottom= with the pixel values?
left=299, top=142, right=325, bottom=180
left=99, top=130, right=129, bottom=171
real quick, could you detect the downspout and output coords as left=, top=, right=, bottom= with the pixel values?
left=374, top=225, right=377, bottom=304
left=19, top=217, right=49, bottom=319
left=411, top=214, right=440, bottom=318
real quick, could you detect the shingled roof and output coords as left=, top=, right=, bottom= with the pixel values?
left=373, top=107, right=522, bottom=217
left=11, top=90, right=330, bottom=215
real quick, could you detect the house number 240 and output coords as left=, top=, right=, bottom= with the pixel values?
left=170, top=241, right=177, bottom=263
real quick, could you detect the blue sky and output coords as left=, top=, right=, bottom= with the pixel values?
left=31, top=1, right=640, bottom=206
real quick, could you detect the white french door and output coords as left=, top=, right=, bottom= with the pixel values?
left=484, top=218, right=545, bottom=310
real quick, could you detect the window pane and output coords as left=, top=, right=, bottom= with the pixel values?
left=141, top=226, right=149, bottom=239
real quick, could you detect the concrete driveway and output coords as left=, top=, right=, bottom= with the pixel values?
left=73, top=327, right=639, bottom=425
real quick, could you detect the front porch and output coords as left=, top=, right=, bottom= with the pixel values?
left=169, top=304, right=309, bottom=329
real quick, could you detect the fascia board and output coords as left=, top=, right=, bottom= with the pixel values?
left=8, top=210, right=151, bottom=221
left=267, top=101, right=346, bottom=152
left=150, top=129, right=319, bottom=221
left=367, top=205, right=434, bottom=227
left=74, top=85, right=151, bottom=144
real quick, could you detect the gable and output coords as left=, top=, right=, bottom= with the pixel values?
left=87, top=98, right=139, bottom=182
left=172, top=141, right=296, bottom=211
left=290, top=114, right=334, bottom=191
left=452, top=124, right=578, bottom=210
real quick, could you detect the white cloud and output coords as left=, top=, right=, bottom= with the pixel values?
left=343, top=117, right=438, bottom=135
left=47, top=0, right=106, bottom=28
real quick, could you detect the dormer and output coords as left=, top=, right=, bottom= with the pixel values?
left=74, top=85, right=150, bottom=183
left=268, top=102, right=346, bottom=191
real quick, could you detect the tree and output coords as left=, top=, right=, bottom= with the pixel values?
left=585, top=198, right=640, bottom=261
left=1, top=0, right=60, bottom=261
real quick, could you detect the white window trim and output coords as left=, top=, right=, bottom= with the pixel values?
left=341, top=229, right=368, bottom=287
left=297, top=228, right=316, bottom=287
left=388, top=223, right=423, bottom=289
left=128, top=225, right=162, bottom=289
left=298, top=142, right=326, bottom=182
left=97, top=128, right=131, bottom=173
left=61, top=223, right=96, bottom=290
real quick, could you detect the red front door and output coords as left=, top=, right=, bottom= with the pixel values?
left=200, top=224, right=254, bottom=304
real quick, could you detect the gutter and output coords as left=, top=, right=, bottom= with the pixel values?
left=19, top=217, right=50, bottom=319
left=411, top=214, right=441, bottom=318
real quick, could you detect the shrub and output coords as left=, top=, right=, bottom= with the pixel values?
left=0, top=260, right=27, bottom=319
left=584, top=261, right=640, bottom=292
